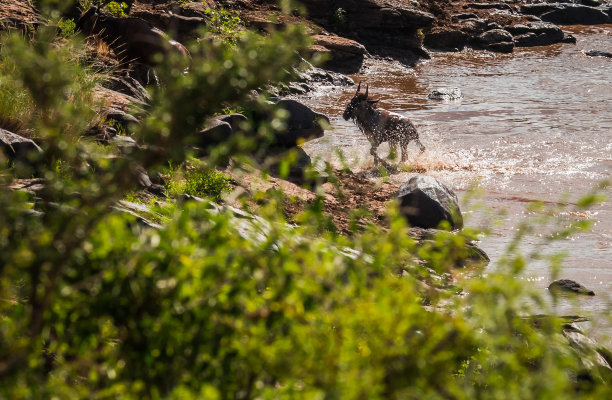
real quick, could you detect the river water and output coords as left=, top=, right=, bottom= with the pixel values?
left=300, top=25, right=612, bottom=330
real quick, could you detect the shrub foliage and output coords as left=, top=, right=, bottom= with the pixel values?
left=0, top=1, right=610, bottom=399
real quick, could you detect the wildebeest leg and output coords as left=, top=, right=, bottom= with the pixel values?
left=416, top=139, right=426, bottom=153
left=370, top=143, right=380, bottom=165
left=400, top=141, right=408, bottom=162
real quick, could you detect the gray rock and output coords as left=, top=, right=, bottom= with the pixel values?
left=585, top=49, right=612, bottom=58
left=273, top=99, right=328, bottom=148
left=0, top=128, right=42, bottom=164
left=106, top=107, right=140, bottom=127
left=103, top=75, right=150, bottom=103
left=580, top=0, right=603, bottom=6
left=457, top=17, right=491, bottom=35
left=299, top=0, right=435, bottom=29
left=197, top=118, right=233, bottom=148
left=300, top=0, right=434, bottom=65
left=398, top=175, right=464, bottom=230
left=452, top=13, right=479, bottom=21
left=312, top=34, right=367, bottom=74
left=133, top=164, right=153, bottom=188
left=424, top=28, right=469, bottom=51
left=562, top=33, right=577, bottom=43
left=295, top=57, right=355, bottom=87
left=562, top=323, right=612, bottom=378
left=521, top=3, right=568, bottom=16
left=549, top=279, right=595, bottom=296
left=475, top=29, right=515, bottom=53
left=77, top=7, right=190, bottom=66
left=540, top=4, right=611, bottom=25
left=428, top=88, right=463, bottom=101
left=215, top=113, right=248, bottom=132
left=507, top=22, right=565, bottom=47
left=467, top=2, right=512, bottom=10
left=408, top=227, right=489, bottom=268
left=110, top=135, right=138, bottom=148
left=113, top=200, right=162, bottom=230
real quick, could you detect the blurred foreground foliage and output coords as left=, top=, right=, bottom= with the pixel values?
left=0, top=2, right=611, bottom=399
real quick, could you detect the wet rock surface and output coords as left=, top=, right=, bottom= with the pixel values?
left=474, top=28, right=515, bottom=52
left=585, top=49, right=612, bottom=57
left=311, top=34, right=367, bottom=74
left=549, top=279, right=596, bottom=296
left=0, top=129, right=42, bottom=165
left=428, top=87, right=463, bottom=101
left=398, top=175, right=464, bottom=230
left=424, top=27, right=470, bottom=51
left=539, top=4, right=612, bottom=25
left=300, top=0, right=435, bottom=65
left=507, top=21, right=566, bottom=46
left=272, top=99, right=328, bottom=148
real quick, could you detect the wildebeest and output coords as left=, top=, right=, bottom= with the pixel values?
left=76, top=3, right=190, bottom=67
left=343, top=82, right=425, bottom=163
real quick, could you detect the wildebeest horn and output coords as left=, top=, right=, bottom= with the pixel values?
left=365, top=83, right=369, bottom=97
left=356, top=81, right=361, bottom=94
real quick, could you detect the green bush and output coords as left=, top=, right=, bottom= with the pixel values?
left=165, top=161, right=232, bottom=202
left=205, top=7, right=243, bottom=45
left=103, top=1, right=129, bottom=17
left=0, top=2, right=611, bottom=399
left=57, top=18, right=76, bottom=37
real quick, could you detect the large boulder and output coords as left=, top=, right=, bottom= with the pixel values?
left=273, top=99, right=328, bottom=148
left=424, top=27, right=469, bottom=51
left=294, top=58, right=355, bottom=87
left=549, top=279, right=595, bottom=296
left=0, top=128, right=42, bottom=164
left=300, top=0, right=435, bottom=29
left=585, top=49, right=612, bottom=58
left=507, top=22, right=566, bottom=47
left=474, top=29, right=515, bottom=53
left=520, top=3, right=562, bottom=17
left=562, top=323, right=612, bottom=381
left=540, top=4, right=611, bottom=25
left=300, top=0, right=434, bottom=65
left=457, top=17, right=491, bottom=35
left=398, top=175, right=463, bottom=230
left=311, top=34, right=367, bottom=74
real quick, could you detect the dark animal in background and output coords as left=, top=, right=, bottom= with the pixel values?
left=343, top=82, right=425, bottom=164
left=76, top=4, right=190, bottom=67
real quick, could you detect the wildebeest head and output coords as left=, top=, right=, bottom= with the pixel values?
left=342, top=82, right=379, bottom=121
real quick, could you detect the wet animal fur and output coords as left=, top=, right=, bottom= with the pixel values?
left=343, top=82, right=425, bottom=163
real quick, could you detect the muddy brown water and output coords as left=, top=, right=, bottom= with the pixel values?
left=299, top=25, right=612, bottom=337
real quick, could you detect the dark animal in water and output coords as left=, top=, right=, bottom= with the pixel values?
left=343, top=82, right=425, bottom=163
left=76, top=4, right=189, bottom=66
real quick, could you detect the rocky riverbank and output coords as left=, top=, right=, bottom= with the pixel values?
left=2, top=0, right=609, bottom=263
left=2, top=0, right=612, bottom=387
